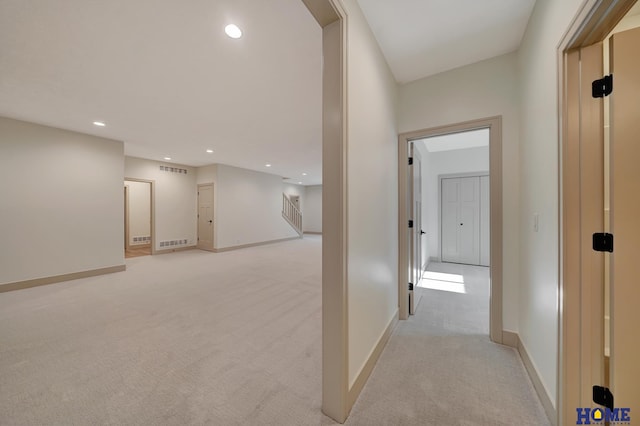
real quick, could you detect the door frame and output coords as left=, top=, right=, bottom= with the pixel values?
left=398, top=116, right=503, bottom=344
left=197, top=183, right=215, bottom=251
left=438, top=172, right=489, bottom=265
left=124, top=178, right=156, bottom=255
left=557, top=0, right=637, bottom=424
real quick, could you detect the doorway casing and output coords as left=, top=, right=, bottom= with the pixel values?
left=398, top=116, right=503, bottom=345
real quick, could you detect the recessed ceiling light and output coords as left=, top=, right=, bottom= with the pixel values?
left=164, top=157, right=172, bottom=161
left=225, top=24, right=242, bottom=39
left=93, top=121, right=106, bottom=127
left=298, top=182, right=302, bottom=184
left=265, top=164, right=271, bottom=167
left=302, top=173, right=307, bottom=176
left=206, top=149, right=214, bottom=153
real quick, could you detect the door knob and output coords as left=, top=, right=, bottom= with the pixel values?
left=421, top=230, right=426, bottom=235
left=209, top=220, right=213, bottom=223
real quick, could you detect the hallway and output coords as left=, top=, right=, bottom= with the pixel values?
left=345, top=263, right=549, bottom=425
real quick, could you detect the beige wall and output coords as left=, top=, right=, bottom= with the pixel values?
left=516, top=0, right=585, bottom=407
left=214, top=164, right=299, bottom=249
left=398, top=52, right=520, bottom=332
left=125, top=157, right=196, bottom=251
left=343, top=0, right=399, bottom=387
left=304, top=185, right=322, bottom=233
left=0, top=117, right=124, bottom=286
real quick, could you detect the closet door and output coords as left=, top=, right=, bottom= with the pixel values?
left=441, top=177, right=480, bottom=265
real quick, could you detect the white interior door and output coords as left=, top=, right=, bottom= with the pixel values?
left=411, top=147, right=423, bottom=314
left=479, top=175, right=490, bottom=266
left=608, top=26, right=640, bottom=412
left=441, top=177, right=480, bottom=265
left=197, top=184, right=214, bottom=251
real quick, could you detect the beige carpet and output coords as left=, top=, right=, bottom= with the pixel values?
left=344, top=262, right=551, bottom=426
left=0, top=240, right=548, bottom=425
left=0, top=236, right=328, bottom=425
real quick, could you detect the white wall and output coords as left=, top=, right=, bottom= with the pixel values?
left=125, top=180, right=151, bottom=245
left=0, top=117, right=124, bottom=285
left=214, top=164, right=299, bottom=249
left=124, top=157, right=196, bottom=251
left=304, top=185, right=322, bottom=233
left=416, top=144, right=489, bottom=263
left=516, top=0, right=584, bottom=407
left=398, top=52, right=520, bottom=333
left=343, top=0, right=399, bottom=387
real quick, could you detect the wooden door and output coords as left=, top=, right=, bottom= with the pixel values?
left=609, top=26, right=640, bottom=411
left=197, top=184, right=214, bottom=251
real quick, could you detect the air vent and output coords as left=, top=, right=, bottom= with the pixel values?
left=159, top=239, right=188, bottom=248
left=133, top=236, right=151, bottom=243
left=159, top=166, right=188, bottom=174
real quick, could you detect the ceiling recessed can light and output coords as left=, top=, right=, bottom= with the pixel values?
left=93, top=121, right=106, bottom=127
left=265, top=164, right=271, bottom=167
left=302, top=173, right=307, bottom=176
left=206, top=149, right=214, bottom=153
left=164, top=157, right=172, bottom=161
left=298, top=182, right=302, bottom=184
left=225, top=24, right=242, bottom=39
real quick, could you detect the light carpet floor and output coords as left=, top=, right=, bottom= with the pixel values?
left=344, top=262, right=550, bottom=426
left=1, top=240, right=548, bottom=425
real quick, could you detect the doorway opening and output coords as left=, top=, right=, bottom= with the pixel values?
left=398, top=116, right=503, bottom=344
left=124, top=178, right=154, bottom=258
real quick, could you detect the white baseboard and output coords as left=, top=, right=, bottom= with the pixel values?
left=213, top=236, right=301, bottom=253
left=347, top=310, right=399, bottom=412
left=155, top=245, right=197, bottom=255
left=503, top=330, right=556, bottom=426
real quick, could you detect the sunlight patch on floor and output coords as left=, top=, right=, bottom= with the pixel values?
left=417, top=271, right=466, bottom=294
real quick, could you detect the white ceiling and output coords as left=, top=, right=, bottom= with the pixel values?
left=357, top=0, right=537, bottom=83
left=416, top=128, right=489, bottom=152
left=0, top=0, right=322, bottom=185
left=0, top=1, right=537, bottom=184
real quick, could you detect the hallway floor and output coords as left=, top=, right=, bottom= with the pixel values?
left=345, top=262, right=550, bottom=425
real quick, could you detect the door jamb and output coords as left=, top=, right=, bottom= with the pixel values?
left=398, top=116, right=503, bottom=345
left=124, top=185, right=130, bottom=251
left=300, top=0, right=349, bottom=422
left=124, top=178, right=156, bottom=255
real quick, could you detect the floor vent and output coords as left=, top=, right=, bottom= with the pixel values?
left=159, top=239, right=188, bottom=248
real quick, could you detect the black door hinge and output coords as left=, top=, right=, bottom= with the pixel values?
left=408, top=282, right=414, bottom=291
left=592, top=74, right=613, bottom=98
left=408, top=220, right=413, bottom=228
left=593, top=233, right=613, bottom=252
left=593, top=385, right=614, bottom=410
left=408, top=157, right=413, bottom=165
